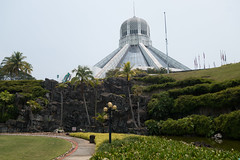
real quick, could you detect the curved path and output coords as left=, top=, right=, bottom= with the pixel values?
left=0, top=133, right=95, bottom=160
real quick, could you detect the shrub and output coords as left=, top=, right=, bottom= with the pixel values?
left=27, top=100, right=43, bottom=114
left=136, top=75, right=176, bottom=84
left=173, top=86, right=240, bottom=116
left=214, top=110, right=240, bottom=139
left=144, top=119, right=159, bottom=135
left=159, top=117, right=194, bottom=136
left=189, top=115, right=215, bottom=137
left=144, top=78, right=212, bottom=92
left=168, top=79, right=240, bottom=99
left=148, top=92, right=174, bottom=120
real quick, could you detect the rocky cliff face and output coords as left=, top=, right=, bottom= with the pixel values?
left=3, top=77, right=149, bottom=134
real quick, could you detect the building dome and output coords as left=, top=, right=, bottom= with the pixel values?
left=119, top=16, right=152, bottom=47
left=120, top=16, right=150, bottom=38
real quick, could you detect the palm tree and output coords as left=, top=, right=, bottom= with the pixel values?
left=133, top=85, right=143, bottom=127
left=122, top=62, right=138, bottom=128
left=1, top=52, right=32, bottom=79
left=56, top=83, right=68, bottom=128
left=71, top=65, right=93, bottom=125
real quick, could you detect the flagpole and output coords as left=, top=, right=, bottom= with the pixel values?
left=164, top=12, right=169, bottom=74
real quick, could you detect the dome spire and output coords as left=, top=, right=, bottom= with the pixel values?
left=133, top=1, right=136, bottom=17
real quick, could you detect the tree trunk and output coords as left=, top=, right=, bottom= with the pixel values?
left=94, top=89, right=97, bottom=118
left=1, top=103, right=5, bottom=120
left=137, top=98, right=141, bottom=127
left=60, top=91, right=63, bottom=128
left=128, top=85, right=138, bottom=128
left=83, top=93, right=91, bottom=125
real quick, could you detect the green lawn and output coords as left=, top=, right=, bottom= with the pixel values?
left=165, top=62, right=240, bottom=82
left=0, top=135, right=72, bottom=160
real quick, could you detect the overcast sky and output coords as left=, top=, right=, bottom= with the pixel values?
left=1, top=0, right=240, bottom=80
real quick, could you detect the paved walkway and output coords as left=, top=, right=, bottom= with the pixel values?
left=0, top=133, right=95, bottom=160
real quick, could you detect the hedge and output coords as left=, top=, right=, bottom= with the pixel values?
left=145, top=110, right=240, bottom=139
left=168, top=79, right=240, bottom=99
left=143, top=78, right=212, bottom=92
left=135, top=75, right=176, bottom=84
left=174, top=86, right=240, bottom=116
left=215, top=110, right=240, bottom=139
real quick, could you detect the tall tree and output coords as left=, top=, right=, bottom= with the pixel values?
left=56, top=83, right=68, bottom=128
left=133, top=85, right=143, bottom=127
left=89, top=78, right=102, bottom=121
left=71, top=65, right=93, bottom=125
left=1, top=51, right=33, bottom=79
left=122, top=62, right=138, bottom=128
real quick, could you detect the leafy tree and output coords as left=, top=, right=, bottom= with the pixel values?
left=56, top=83, right=68, bottom=128
left=122, top=62, right=138, bottom=128
left=0, top=90, right=14, bottom=122
left=1, top=51, right=33, bottom=80
left=71, top=65, right=93, bottom=125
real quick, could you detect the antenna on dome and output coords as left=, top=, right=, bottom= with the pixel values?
left=133, top=1, right=136, bottom=17
left=164, top=12, right=169, bottom=74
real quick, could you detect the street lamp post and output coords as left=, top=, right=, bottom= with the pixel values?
left=104, top=102, right=117, bottom=143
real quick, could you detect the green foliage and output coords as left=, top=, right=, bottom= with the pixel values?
left=144, top=78, right=212, bottom=92
left=93, top=112, right=106, bottom=125
left=0, top=80, right=47, bottom=98
left=136, top=75, right=175, bottom=84
left=168, top=79, right=240, bottom=99
left=159, top=118, right=194, bottom=136
left=146, top=67, right=168, bottom=74
left=105, top=68, right=121, bottom=78
left=174, top=86, right=240, bottom=116
left=148, top=92, right=174, bottom=120
left=189, top=115, right=215, bottom=137
left=91, top=136, right=240, bottom=159
left=215, top=110, right=240, bottom=139
left=0, top=90, right=17, bottom=122
left=27, top=100, right=43, bottom=114
left=145, top=115, right=215, bottom=137
left=144, top=119, right=160, bottom=135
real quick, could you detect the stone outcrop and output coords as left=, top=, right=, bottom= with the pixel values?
left=2, top=77, right=149, bottom=134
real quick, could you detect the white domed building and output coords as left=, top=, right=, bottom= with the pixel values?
left=94, top=16, right=189, bottom=78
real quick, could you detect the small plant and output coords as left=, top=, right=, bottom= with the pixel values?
left=27, top=100, right=43, bottom=114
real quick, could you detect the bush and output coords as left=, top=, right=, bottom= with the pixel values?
left=173, top=86, right=240, bottom=116
left=144, top=78, right=212, bottom=92
left=144, top=119, right=159, bottom=135
left=189, top=115, right=215, bottom=137
left=148, top=92, right=174, bottom=120
left=168, top=79, right=240, bottom=99
left=136, top=75, right=175, bottom=84
left=159, top=117, right=194, bottom=136
left=214, top=110, right=240, bottom=139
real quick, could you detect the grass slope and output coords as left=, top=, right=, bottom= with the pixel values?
left=166, top=63, right=240, bottom=82
left=0, top=135, right=71, bottom=160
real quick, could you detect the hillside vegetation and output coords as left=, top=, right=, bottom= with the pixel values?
left=134, top=63, right=240, bottom=139
left=165, top=63, right=240, bottom=82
